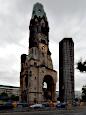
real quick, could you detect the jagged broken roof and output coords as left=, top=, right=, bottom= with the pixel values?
left=32, top=2, right=47, bottom=20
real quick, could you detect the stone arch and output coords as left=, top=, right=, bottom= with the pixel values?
left=42, top=75, right=55, bottom=101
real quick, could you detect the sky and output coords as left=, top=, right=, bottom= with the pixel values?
left=0, top=0, right=86, bottom=91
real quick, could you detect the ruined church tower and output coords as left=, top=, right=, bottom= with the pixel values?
left=20, top=3, right=57, bottom=104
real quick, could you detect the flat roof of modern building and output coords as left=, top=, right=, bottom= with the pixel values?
left=59, top=38, right=73, bottom=43
left=0, top=85, right=19, bottom=89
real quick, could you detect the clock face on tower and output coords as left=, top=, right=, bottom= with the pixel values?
left=39, top=43, right=47, bottom=53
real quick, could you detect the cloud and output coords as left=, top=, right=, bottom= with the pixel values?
left=0, top=0, right=30, bottom=46
left=0, top=70, right=19, bottom=86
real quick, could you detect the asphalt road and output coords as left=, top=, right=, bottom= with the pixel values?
left=0, top=109, right=86, bottom=115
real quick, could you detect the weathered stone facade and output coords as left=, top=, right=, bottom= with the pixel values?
left=20, top=3, right=57, bottom=104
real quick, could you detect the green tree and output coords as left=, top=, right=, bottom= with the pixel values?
left=1, top=92, right=8, bottom=97
left=10, top=94, right=19, bottom=101
left=0, top=92, right=9, bottom=101
left=77, top=60, right=86, bottom=102
left=82, top=85, right=86, bottom=102
left=77, top=60, right=86, bottom=72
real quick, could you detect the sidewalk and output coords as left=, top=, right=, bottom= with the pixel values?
left=0, top=105, right=86, bottom=114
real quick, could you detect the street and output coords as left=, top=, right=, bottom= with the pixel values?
left=0, top=107, right=86, bottom=115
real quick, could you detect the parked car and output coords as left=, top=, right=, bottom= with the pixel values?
left=0, top=104, right=4, bottom=110
left=0, top=102, right=13, bottom=110
left=56, top=102, right=66, bottom=108
left=30, top=104, right=43, bottom=109
left=5, top=102, right=13, bottom=109
left=17, top=102, right=28, bottom=108
left=42, top=103, right=50, bottom=108
left=73, top=101, right=79, bottom=106
left=42, top=103, right=50, bottom=110
left=13, top=102, right=29, bottom=112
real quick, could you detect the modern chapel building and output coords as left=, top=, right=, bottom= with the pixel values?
left=59, top=38, right=75, bottom=103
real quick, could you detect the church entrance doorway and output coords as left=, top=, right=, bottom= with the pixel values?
left=42, top=75, right=54, bottom=101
